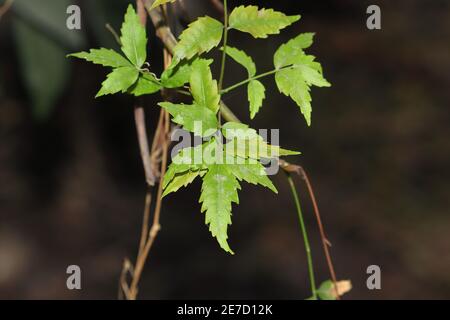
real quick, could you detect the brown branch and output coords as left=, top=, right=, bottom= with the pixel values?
left=210, top=0, right=225, bottom=15
left=119, top=0, right=171, bottom=300
left=118, top=258, right=133, bottom=300
left=134, top=104, right=156, bottom=186
left=128, top=107, right=169, bottom=300
left=137, top=0, right=147, bottom=25
left=137, top=191, right=152, bottom=258
left=297, top=166, right=340, bottom=300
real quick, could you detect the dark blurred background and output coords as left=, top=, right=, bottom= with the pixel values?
left=1, top=0, right=449, bottom=299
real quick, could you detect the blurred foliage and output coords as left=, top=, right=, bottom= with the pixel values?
left=13, top=18, right=69, bottom=120
left=10, top=0, right=130, bottom=120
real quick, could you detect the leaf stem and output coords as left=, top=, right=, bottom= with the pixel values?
left=287, top=174, right=317, bottom=300
left=220, top=67, right=290, bottom=95
left=218, top=0, right=228, bottom=92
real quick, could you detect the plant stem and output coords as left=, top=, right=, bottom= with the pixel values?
left=287, top=174, right=317, bottom=300
left=298, top=166, right=340, bottom=299
left=220, top=67, right=289, bottom=95
left=218, top=0, right=228, bottom=92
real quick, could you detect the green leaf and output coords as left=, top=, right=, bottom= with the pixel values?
left=96, top=66, right=139, bottom=97
left=222, top=46, right=256, bottom=77
left=162, top=170, right=204, bottom=198
left=68, top=48, right=132, bottom=68
left=222, top=122, right=300, bottom=159
left=274, top=34, right=331, bottom=125
left=275, top=68, right=312, bottom=125
left=229, top=5, right=300, bottom=39
left=229, top=162, right=277, bottom=193
left=297, top=56, right=331, bottom=87
left=190, top=59, right=220, bottom=113
left=173, top=16, right=223, bottom=61
left=226, top=137, right=300, bottom=159
left=274, top=33, right=315, bottom=69
left=150, top=0, right=177, bottom=10
left=163, top=141, right=213, bottom=189
left=275, top=56, right=330, bottom=126
left=128, top=73, right=161, bottom=96
left=200, top=164, right=240, bottom=254
left=158, top=102, right=218, bottom=137
left=248, top=80, right=265, bottom=119
left=120, top=4, right=147, bottom=67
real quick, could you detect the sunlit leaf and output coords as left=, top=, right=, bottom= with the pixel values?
left=229, top=5, right=300, bottom=39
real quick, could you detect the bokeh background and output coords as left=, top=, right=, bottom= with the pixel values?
left=1, top=0, right=449, bottom=299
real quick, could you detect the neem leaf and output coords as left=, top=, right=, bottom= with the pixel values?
left=229, top=161, right=277, bottom=193
left=274, top=33, right=315, bottom=69
left=173, top=16, right=223, bottom=61
left=158, top=102, right=218, bottom=137
left=229, top=5, right=300, bottom=39
left=190, top=59, right=220, bottom=113
left=274, top=34, right=331, bottom=126
left=222, top=122, right=300, bottom=159
left=163, top=141, right=214, bottom=190
left=275, top=56, right=330, bottom=126
left=275, top=68, right=312, bottom=125
left=200, top=164, right=240, bottom=254
left=120, top=4, right=147, bottom=67
left=222, top=46, right=256, bottom=77
left=96, top=66, right=139, bottom=98
left=68, top=48, right=132, bottom=68
left=248, top=80, right=266, bottom=119
left=162, top=169, right=205, bottom=198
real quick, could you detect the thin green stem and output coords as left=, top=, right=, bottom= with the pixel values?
left=287, top=174, right=317, bottom=300
left=220, top=67, right=290, bottom=95
left=218, top=0, right=228, bottom=91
